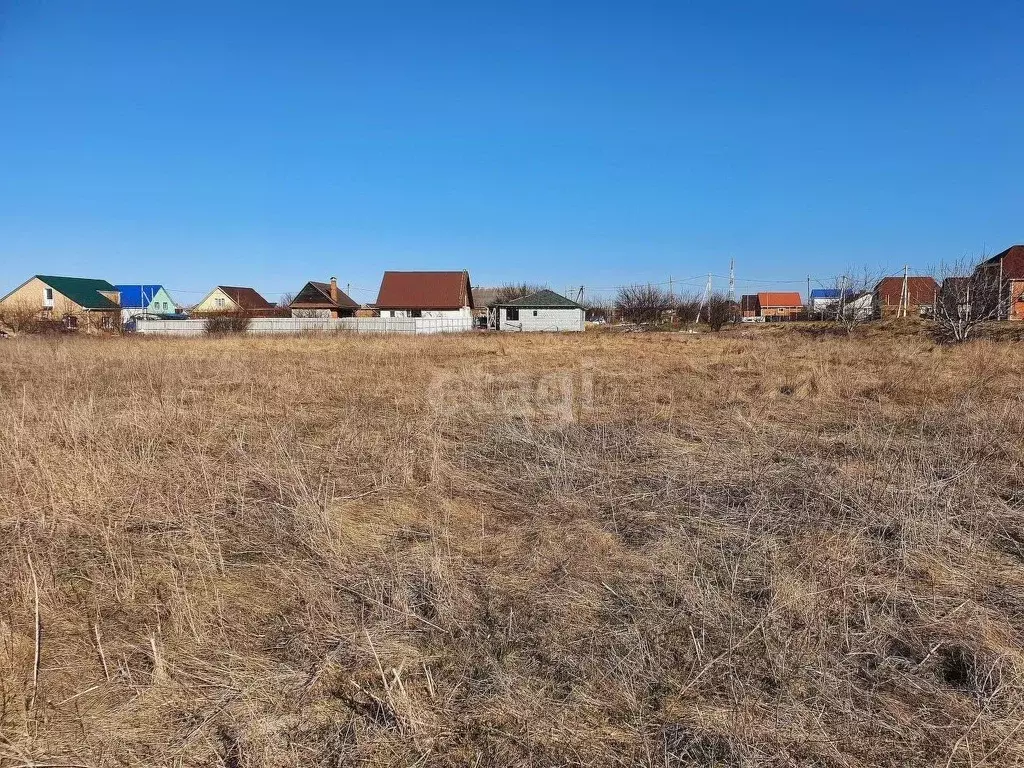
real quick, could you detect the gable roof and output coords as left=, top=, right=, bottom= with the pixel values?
left=375, top=271, right=473, bottom=310
left=875, top=276, right=939, bottom=306
left=978, top=245, right=1024, bottom=279
left=32, top=275, right=120, bottom=309
left=290, top=281, right=360, bottom=309
left=758, top=291, right=803, bottom=307
left=216, top=286, right=275, bottom=310
left=493, top=289, right=581, bottom=308
left=114, top=285, right=169, bottom=309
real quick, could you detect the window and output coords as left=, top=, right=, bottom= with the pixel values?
left=44, top=287, right=54, bottom=307
left=506, top=308, right=519, bottom=321
left=410, top=310, right=422, bottom=318
left=162, top=302, right=168, bottom=311
left=214, top=298, right=225, bottom=309
left=532, top=310, right=538, bottom=316
left=64, top=315, right=78, bottom=330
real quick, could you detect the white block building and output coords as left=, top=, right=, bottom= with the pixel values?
left=491, top=289, right=584, bottom=332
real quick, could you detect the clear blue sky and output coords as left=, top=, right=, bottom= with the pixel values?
left=2, top=0, right=1021, bottom=304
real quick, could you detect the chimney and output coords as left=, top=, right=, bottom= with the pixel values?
left=330, top=277, right=338, bottom=303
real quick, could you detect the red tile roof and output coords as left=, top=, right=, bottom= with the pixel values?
left=757, top=291, right=803, bottom=307
left=218, top=286, right=275, bottom=310
left=875, top=276, right=939, bottom=306
left=374, top=271, right=473, bottom=310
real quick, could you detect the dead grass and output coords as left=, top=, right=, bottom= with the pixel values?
left=1, top=330, right=1024, bottom=766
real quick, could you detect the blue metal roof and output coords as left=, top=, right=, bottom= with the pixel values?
left=809, top=288, right=843, bottom=300
left=114, top=285, right=166, bottom=308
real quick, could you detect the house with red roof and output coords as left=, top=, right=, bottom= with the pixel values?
left=757, top=291, right=805, bottom=322
left=374, top=270, right=474, bottom=319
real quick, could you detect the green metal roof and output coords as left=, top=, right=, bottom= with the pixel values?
left=493, top=289, right=582, bottom=308
left=36, top=275, right=120, bottom=309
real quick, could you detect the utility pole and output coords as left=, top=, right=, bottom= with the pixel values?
left=668, top=275, right=674, bottom=301
left=696, top=273, right=712, bottom=323
left=728, top=259, right=736, bottom=304
left=901, top=265, right=910, bottom=318
left=998, top=257, right=1004, bottom=320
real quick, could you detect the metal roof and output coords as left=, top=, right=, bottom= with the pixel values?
left=114, top=285, right=168, bottom=309
left=290, top=281, right=359, bottom=309
left=809, top=288, right=842, bottom=300
left=217, top=286, right=275, bottom=310
left=375, top=271, right=473, bottom=310
left=492, top=289, right=581, bottom=308
left=33, top=275, right=120, bottom=309
left=757, top=291, right=803, bottom=307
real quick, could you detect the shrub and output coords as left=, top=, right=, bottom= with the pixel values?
left=204, top=313, right=251, bottom=335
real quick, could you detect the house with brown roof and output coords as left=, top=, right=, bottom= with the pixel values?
left=193, top=286, right=277, bottom=315
left=374, top=270, right=474, bottom=318
left=757, top=291, right=804, bottom=322
left=975, top=245, right=1024, bottom=320
left=874, top=276, right=939, bottom=318
left=289, top=278, right=359, bottom=318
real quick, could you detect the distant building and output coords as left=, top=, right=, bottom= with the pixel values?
left=975, top=245, right=1024, bottom=320
left=472, top=287, right=501, bottom=326
left=374, top=271, right=474, bottom=318
left=490, top=289, right=584, bottom=332
left=809, top=288, right=847, bottom=316
left=289, top=278, right=359, bottom=318
left=740, top=294, right=761, bottom=321
left=193, top=286, right=277, bottom=314
left=874, top=276, right=939, bottom=318
left=114, top=284, right=178, bottom=325
left=757, top=292, right=805, bottom=322
left=0, top=275, right=120, bottom=330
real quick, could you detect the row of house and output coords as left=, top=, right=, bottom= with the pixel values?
left=739, top=276, right=946, bottom=323
left=0, top=270, right=588, bottom=333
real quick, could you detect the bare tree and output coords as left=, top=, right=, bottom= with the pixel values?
left=583, top=298, right=613, bottom=323
left=705, top=292, right=739, bottom=331
left=494, top=283, right=547, bottom=304
left=818, top=268, right=881, bottom=334
left=278, top=292, right=295, bottom=308
left=615, top=284, right=672, bottom=325
left=933, top=258, right=1001, bottom=343
left=674, top=293, right=702, bottom=326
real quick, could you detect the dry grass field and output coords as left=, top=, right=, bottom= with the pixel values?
left=2, top=328, right=1024, bottom=767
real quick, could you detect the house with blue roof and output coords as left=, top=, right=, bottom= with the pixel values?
left=809, top=288, right=851, bottom=315
left=114, top=285, right=178, bottom=324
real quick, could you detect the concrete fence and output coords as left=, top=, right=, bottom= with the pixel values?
left=134, top=317, right=475, bottom=336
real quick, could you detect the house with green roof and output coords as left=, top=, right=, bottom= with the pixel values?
left=489, top=288, right=584, bottom=332
left=0, top=275, right=121, bottom=330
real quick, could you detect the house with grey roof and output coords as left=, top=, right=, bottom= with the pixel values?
left=489, top=289, right=584, bottom=332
